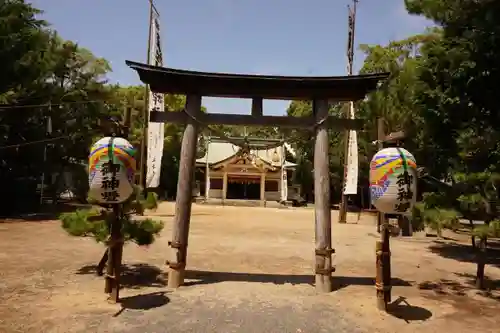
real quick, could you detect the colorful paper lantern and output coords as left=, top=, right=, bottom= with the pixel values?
left=88, top=137, right=137, bottom=204
left=369, top=147, right=417, bottom=214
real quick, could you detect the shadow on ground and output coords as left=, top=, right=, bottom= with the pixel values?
left=418, top=271, right=500, bottom=301
left=0, top=202, right=92, bottom=222
left=113, top=291, right=170, bottom=317
left=145, top=213, right=214, bottom=217
left=428, top=240, right=500, bottom=268
left=76, top=263, right=167, bottom=289
left=184, top=270, right=413, bottom=290
left=387, top=296, right=433, bottom=322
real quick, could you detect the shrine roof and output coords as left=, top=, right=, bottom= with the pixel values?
left=196, top=141, right=296, bottom=169
left=126, top=60, right=389, bottom=100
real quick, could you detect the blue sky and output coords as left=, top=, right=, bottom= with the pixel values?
left=32, top=0, right=433, bottom=115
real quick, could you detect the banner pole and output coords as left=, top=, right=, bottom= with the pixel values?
left=139, top=0, right=154, bottom=190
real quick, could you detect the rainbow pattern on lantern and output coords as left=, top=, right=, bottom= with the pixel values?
left=88, top=137, right=137, bottom=185
left=369, top=148, right=416, bottom=201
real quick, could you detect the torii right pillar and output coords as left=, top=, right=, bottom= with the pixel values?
left=313, top=99, right=334, bottom=292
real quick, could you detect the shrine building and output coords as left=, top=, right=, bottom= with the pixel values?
left=195, top=137, right=298, bottom=205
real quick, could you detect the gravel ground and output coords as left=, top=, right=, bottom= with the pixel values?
left=1, top=202, right=500, bottom=333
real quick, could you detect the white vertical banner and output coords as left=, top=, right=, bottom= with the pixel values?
left=280, top=145, right=288, bottom=202
left=343, top=3, right=359, bottom=196
left=146, top=8, right=165, bottom=188
left=344, top=101, right=358, bottom=195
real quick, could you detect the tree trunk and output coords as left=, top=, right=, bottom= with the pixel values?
left=436, top=227, right=443, bottom=238
left=399, top=215, right=412, bottom=237
left=475, top=236, right=487, bottom=289
left=469, top=219, right=476, bottom=250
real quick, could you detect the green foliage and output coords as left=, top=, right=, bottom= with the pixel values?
left=0, top=1, right=193, bottom=212
left=60, top=208, right=164, bottom=246
left=418, top=206, right=461, bottom=237
left=412, top=192, right=461, bottom=237
left=62, top=185, right=163, bottom=246
left=123, top=218, right=164, bottom=246
left=457, top=194, right=484, bottom=219
left=472, top=221, right=500, bottom=239
left=421, top=192, right=451, bottom=209
left=410, top=203, right=426, bottom=232
left=286, top=102, right=350, bottom=201
left=120, top=186, right=159, bottom=214
left=60, top=208, right=103, bottom=237
left=143, top=192, right=159, bottom=210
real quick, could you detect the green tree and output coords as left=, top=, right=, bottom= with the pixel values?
left=406, top=0, right=500, bottom=288
left=61, top=186, right=163, bottom=275
left=285, top=101, right=349, bottom=203
left=0, top=1, right=60, bottom=212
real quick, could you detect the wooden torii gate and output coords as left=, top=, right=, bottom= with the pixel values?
left=126, top=60, right=388, bottom=293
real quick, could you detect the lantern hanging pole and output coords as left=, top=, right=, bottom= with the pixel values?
left=376, top=118, right=385, bottom=233
left=374, top=116, right=391, bottom=311
left=105, top=105, right=133, bottom=303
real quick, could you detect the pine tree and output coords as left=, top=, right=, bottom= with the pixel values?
left=60, top=185, right=164, bottom=274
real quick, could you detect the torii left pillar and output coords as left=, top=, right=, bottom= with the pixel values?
left=167, top=94, right=201, bottom=288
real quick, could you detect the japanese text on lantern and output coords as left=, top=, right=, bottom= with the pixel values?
left=395, top=171, right=413, bottom=212
left=101, top=161, right=121, bottom=202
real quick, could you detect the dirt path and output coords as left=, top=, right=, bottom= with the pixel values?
left=1, top=203, right=499, bottom=332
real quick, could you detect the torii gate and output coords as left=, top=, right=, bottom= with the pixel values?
left=127, top=60, right=388, bottom=293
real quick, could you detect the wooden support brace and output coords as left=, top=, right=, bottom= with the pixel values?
left=315, top=267, right=336, bottom=275
left=168, top=240, right=184, bottom=248
left=315, top=248, right=335, bottom=256
left=166, top=261, right=186, bottom=270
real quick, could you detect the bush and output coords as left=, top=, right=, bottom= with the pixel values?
left=123, top=218, right=164, bottom=246
left=410, top=203, right=426, bottom=232
left=61, top=187, right=163, bottom=246
left=413, top=202, right=461, bottom=237
left=60, top=208, right=104, bottom=238
left=61, top=208, right=164, bottom=245
left=472, top=220, right=500, bottom=239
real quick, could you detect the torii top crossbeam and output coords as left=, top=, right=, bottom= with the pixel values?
left=126, top=61, right=388, bottom=130
left=126, top=60, right=388, bottom=101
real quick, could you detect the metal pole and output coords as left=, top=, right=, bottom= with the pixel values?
left=40, top=102, right=52, bottom=206
left=40, top=147, right=47, bottom=205
left=139, top=0, right=154, bottom=190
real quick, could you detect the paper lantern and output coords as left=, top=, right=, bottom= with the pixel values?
left=369, top=147, right=417, bottom=214
left=88, top=137, right=137, bottom=204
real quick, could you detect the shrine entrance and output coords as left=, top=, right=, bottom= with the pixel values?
left=127, top=60, right=388, bottom=293
left=227, top=176, right=260, bottom=200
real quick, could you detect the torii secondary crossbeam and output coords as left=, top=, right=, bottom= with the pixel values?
left=127, top=60, right=388, bottom=292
